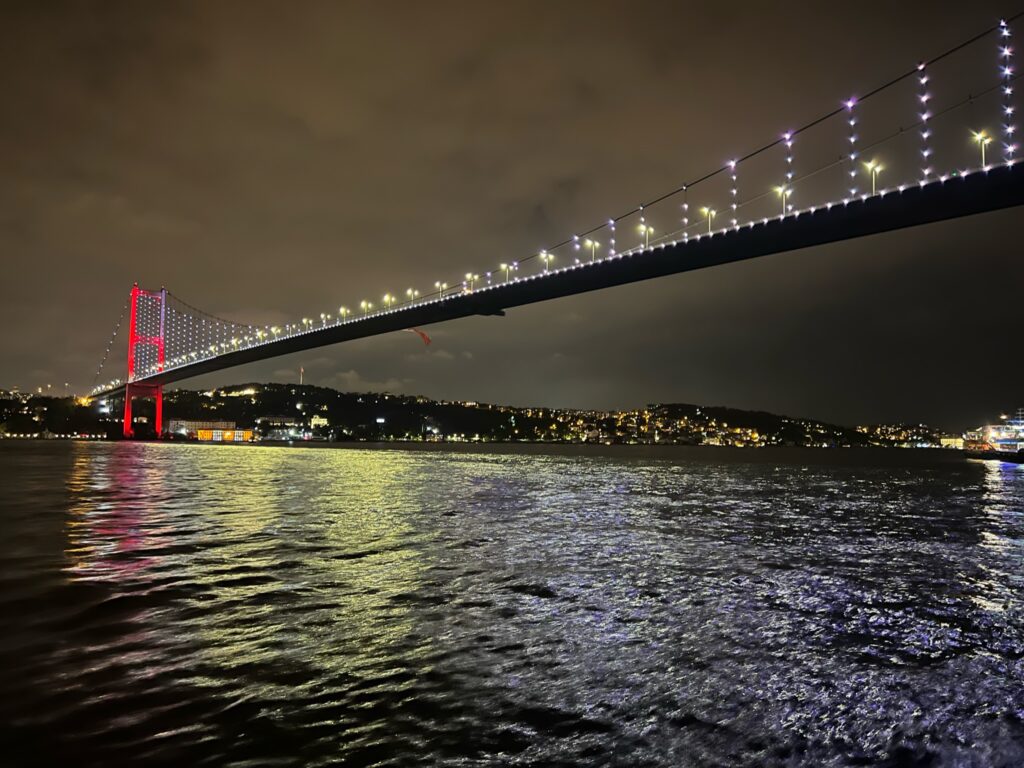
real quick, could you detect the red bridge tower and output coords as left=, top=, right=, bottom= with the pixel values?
left=123, top=283, right=166, bottom=438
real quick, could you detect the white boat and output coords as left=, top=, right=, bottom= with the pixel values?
left=965, top=408, right=1024, bottom=462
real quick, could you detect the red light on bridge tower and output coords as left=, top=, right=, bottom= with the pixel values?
left=123, top=283, right=166, bottom=439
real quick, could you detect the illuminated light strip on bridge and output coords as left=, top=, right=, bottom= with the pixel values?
left=847, top=98, right=859, bottom=198
left=919, top=63, right=933, bottom=184
left=728, top=161, right=738, bottom=228
left=1001, top=20, right=1017, bottom=164
left=783, top=131, right=794, bottom=213
left=91, top=13, right=1024, bottom=399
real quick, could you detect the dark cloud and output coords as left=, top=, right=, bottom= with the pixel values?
left=0, top=0, right=1019, bottom=429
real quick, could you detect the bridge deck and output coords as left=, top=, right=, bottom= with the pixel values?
left=96, top=165, right=1024, bottom=397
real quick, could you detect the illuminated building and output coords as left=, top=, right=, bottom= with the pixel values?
left=168, top=419, right=237, bottom=438
left=195, top=428, right=253, bottom=442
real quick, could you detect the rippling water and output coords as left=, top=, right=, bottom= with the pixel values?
left=1, top=441, right=1023, bottom=767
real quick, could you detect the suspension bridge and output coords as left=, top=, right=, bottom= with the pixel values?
left=90, top=17, right=1024, bottom=437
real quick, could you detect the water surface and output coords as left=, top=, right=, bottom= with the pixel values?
left=1, top=441, right=1022, bottom=766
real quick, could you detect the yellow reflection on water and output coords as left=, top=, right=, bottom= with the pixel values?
left=184, top=444, right=291, bottom=671
left=64, top=442, right=96, bottom=572
left=187, top=446, right=433, bottom=685
left=64, top=444, right=436, bottom=687
left=311, top=449, right=430, bottom=657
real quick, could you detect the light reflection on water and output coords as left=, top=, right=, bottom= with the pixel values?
left=1, top=441, right=1023, bottom=767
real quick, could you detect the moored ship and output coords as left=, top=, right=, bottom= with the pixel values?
left=964, top=408, right=1024, bottom=463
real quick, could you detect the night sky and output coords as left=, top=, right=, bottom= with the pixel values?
left=2, top=1, right=1021, bottom=429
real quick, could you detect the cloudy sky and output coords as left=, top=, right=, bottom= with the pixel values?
left=1, top=0, right=1021, bottom=428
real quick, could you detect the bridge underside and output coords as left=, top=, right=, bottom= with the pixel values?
left=97, top=165, right=1024, bottom=398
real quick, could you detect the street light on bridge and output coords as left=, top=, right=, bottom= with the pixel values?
left=499, top=263, right=511, bottom=282
left=972, top=130, right=993, bottom=167
left=464, top=273, right=479, bottom=291
left=774, top=186, right=792, bottom=216
left=338, top=307, right=349, bottom=322
left=406, top=288, right=419, bottom=302
left=383, top=293, right=394, bottom=310
left=584, top=238, right=600, bottom=262
left=361, top=300, right=372, bottom=316
left=700, top=207, right=716, bottom=234
left=539, top=251, right=553, bottom=272
left=863, top=160, right=884, bottom=195
left=435, top=281, right=448, bottom=299
left=637, top=221, right=654, bottom=249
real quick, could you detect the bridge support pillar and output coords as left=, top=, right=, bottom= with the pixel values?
left=122, top=390, right=132, bottom=439
left=123, top=383, right=163, bottom=438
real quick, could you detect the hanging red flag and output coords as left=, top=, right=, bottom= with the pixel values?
left=404, top=328, right=431, bottom=346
